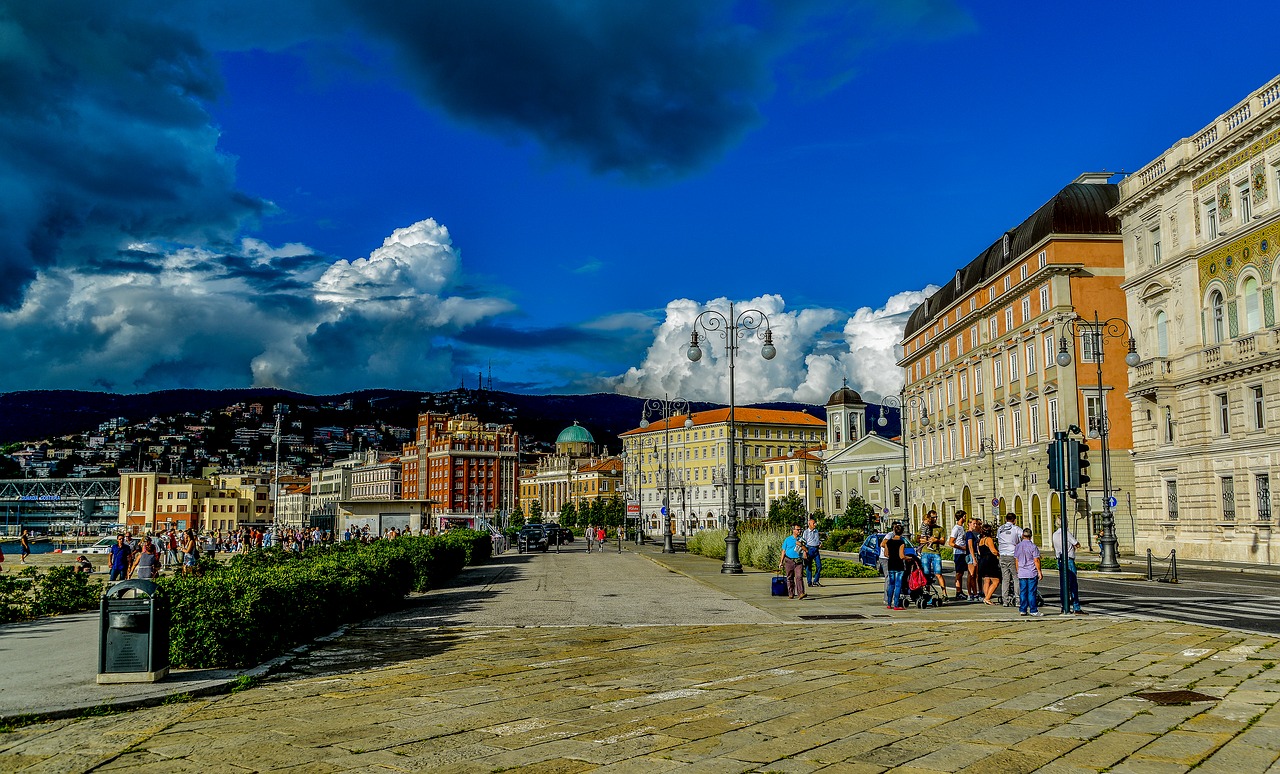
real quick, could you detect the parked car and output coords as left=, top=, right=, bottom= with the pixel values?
left=858, top=533, right=917, bottom=572
left=516, top=524, right=550, bottom=553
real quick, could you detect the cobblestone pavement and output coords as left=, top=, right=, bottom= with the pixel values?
left=3, top=548, right=1280, bottom=773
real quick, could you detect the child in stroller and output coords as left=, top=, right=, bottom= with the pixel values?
left=901, top=554, right=948, bottom=609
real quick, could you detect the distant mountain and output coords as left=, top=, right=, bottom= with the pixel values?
left=0, top=388, right=829, bottom=448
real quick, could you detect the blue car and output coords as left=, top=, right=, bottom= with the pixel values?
left=858, top=533, right=917, bottom=573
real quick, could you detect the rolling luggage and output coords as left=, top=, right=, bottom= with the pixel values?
left=771, top=576, right=788, bottom=596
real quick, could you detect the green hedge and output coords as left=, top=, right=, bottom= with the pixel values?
left=687, top=529, right=878, bottom=578
left=0, top=566, right=104, bottom=623
left=158, top=531, right=490, bottom=668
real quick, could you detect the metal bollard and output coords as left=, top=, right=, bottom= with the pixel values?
left=1146, top=548, right=1153, bottom=581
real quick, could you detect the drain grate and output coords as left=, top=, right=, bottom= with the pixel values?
left=1133, top=690, right=1220, bottom=705
left=797, top=614, right=866, bottom=620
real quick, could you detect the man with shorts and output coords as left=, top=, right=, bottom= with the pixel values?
left=948, top=511, right=969, bottom=600
left=917, top=511, right=944, bottom=588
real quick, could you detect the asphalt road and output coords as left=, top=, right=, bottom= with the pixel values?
left=1037, top=569, right=1280, bottom=636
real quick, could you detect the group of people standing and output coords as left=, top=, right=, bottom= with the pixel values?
left=880, top=509, right=1083, bottom=615
left=778, top=517, right=825, bottom=599
left=104, top=528, right=203, bottom=581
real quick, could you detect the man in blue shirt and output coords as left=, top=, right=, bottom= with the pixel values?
left=108, top=535, right=132, bottom=582
left=779, top=525, right=807, bottom=599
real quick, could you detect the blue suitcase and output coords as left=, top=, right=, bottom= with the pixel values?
left=771, top=576, right=788, bottom=596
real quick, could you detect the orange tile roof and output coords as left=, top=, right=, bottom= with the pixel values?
left=619, top=406, right=825, bottom=436
left=578, top=458, right=624, bottom=473
left=762, top=448, right=825, bottom=464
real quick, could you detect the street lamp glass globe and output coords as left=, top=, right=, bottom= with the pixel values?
left=684, top=417, right=694, bottom=429
left=1124, top=351, right=1141, bottom=367
left=1056, top=350, right=1072, bottom=367
left=687, top=345, right=702, bottom=362
left=877, top=415, right=887, bottom=427
left=761, top=343, right=776, bottom=360
left=921, top=414, right=930, bottom=426
left=640, top=418, right=650, bottom=429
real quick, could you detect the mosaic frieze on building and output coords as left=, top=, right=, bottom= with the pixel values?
left=1198, top=218, right=1280, bottom=296
left=1254, top=161, right=1270, bottom=203
left=1193, top=125, right=1280, bottom=191
left=1218, top=181, right=1233, bottom=221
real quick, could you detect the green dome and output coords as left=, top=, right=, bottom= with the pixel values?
left=556, top=422, right=595, bottom=445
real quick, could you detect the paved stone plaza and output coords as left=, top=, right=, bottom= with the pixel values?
left=2, top=546, right=1279, bottom=772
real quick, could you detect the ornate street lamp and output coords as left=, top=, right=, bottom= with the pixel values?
left=977, top=436, right=998, bottom=521
left=878, top=391, right=928, bottom=528
left=1056, top=312, right=1141, bottom=572
left=687, top=303, right=776, bottom=573
left=641, top=395, right=693, bottom=554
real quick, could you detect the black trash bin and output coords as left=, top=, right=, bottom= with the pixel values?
left=98, top=580, right=170, bottom=683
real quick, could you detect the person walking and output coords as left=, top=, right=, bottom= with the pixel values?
left=131, top=541, right=160, bottom=580
left=780, top=524, right=807, bottom=600
left=107, top=534, right=132, bottom=582
left=1051, top=519, right=1084, bottom=614
left=977, top=524, right=1001, bottom=604
left=595, top=525, right=605, bottom=550
left=948, top=511, right=969, bottom=600
left=19, top=530, right=31, bottom=563
left=1014, top=527, right=1043, bottom=616
left=883, top=524, right=907, bottom=610
left=584, top=524, right=594, bottom=553
left=801, top=517, right=823, bottom=587
left=965, top=517, right=982, bottom=599
left=996, top=513, right=1021, bottom=607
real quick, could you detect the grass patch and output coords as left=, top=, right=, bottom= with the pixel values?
left=162, top=693, right=194, bottom=705
left=230, top=675, right=259, bottom=694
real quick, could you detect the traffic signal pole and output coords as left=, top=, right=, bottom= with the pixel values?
left=1048, top=432, right=1072, bottom=615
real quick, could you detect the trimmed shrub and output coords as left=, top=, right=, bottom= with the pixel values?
left=0, top=566, right=105, bottom=623
left=160, top=532, right=488, bottom=669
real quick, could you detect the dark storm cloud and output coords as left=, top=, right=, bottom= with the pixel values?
left=0, top=0, right=268, bottom=308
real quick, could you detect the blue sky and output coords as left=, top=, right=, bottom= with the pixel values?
left=2, top=0, right=1278, bottom=403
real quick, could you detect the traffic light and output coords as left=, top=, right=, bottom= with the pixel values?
left=1067, top=439, right=1091, bottom=496
left=1047, top=439, right=1064, bottom=491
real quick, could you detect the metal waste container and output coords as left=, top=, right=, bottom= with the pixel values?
left=98, top=580, right=170, bottom=683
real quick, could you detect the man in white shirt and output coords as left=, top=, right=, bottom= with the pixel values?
left=1051, top=521, right=1083, bottom=614
left=996, top=514, right=1022, bottom=607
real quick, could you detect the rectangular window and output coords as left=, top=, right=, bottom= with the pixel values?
left=1005, top=308, right=1014, bottom=332
left=1086, top=393, right=1105, bottom=437
left=960, top=421, right=970, bottom=456
left=1239, top=183, right=1252, bottom=222
left=1151, top=226, right=1162, bottom=265
left=1049, top=398, right=1059, bottom=433
left=1026, top=342, right=1037, bottom=375
left=1222, top=476, right=1236, bottom=520
left=1253, top=385, right=1264, bottom=429
left=1004, top=276, right=1011, bottom=292
left=1012, top=408, right=1023, bottom=446
left=977, top=419, right=986, bottom=450
left=943, top=342, right=951, bottom=362
left=1258, top=474, right=1272, bottom=521
left=1039, top=286, right=1049, bottom=313
left=1029, top=401, right=1040, bottom=443
left=1167, top=479, right=1179, bottom=520
left=1038, top=250, right=1047, bottom=268
left=970, top=325, right=978, bottom=350
left=1021, top=298, right=1031, bottom=322
left=1206, top=201, right=1218, bottom=238
left=948, top=428, right=956, bottom=460
left=974, top=364, right=983, bottom=394
left=1009, top=350, right=1020, bottom=381
left=946, top=378, right=954, bottom=405
left=1218, top=392, right=1230, bottom=435
left=996, top=413, right=1007, bottom=449
left=1045, top=334, right=1056, bottom=368
left=1165, top=406, right=1175, bottom=443
left=959, top=371, right=968, bottom=400
left=1020, top=264, right=1028, bottom=281
left=993, top=358, right=1003, bottom=387
left=970, top=298, right=977, bottom=312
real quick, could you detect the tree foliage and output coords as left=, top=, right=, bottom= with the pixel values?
left=766, top=490, right=807, bottom=529
left=560, top=501, right=577, bottom=528
left=528, top=500, right=543, bottom=524
left=839, top=492, right=876, bottom=531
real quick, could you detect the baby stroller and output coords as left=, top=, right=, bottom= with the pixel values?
left=902, top=555, right=948, bottom=609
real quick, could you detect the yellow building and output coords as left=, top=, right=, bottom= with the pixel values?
left=619, top=407, right=826, bottom=536
left=763, top=448, right=826, bottom=515
left=119, top=471, right=273, bottom=534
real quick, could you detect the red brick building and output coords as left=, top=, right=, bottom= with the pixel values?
left=401, top=412, right=520, bottom=516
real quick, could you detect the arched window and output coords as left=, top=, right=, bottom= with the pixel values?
left=1210, top=290, right=1225, bottom=343
left=834, top=490, right=843, bottom=510
left=1155, top=311, right=1168, bottom=357
left=1243, top=276, right=1261, bottom=334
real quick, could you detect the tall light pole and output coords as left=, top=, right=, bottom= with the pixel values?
left=641, top=395, right=693, bottom=554
left=978, top=436, right=997, bottom=521
left=1056, top=312, right=1141, bottom=572
left=687, top=302, right=777, bottom=574
left=868, top=464, right=890, bottom=523
left=271, top=403, right=286, bottom=540
left=878, top=391, right=927, bottom=528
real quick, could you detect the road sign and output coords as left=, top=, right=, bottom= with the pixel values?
left=992, top=498, right=999, bottom=507
left=883, top=507, right=889, bottom=515
left=627, top=502, right=640, bottom=516
left=1108, top=496, right=1118, bottom=509
left=660, top=506, right=667, bottom=516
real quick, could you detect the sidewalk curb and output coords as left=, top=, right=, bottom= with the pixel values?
left=0, top=624, right=350, bottom=727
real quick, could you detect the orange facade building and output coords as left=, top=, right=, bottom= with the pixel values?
left=401, top=412, right=519, bottom=517
left=898, top=174, right=1136, bottom=549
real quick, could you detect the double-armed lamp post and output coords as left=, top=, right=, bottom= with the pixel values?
left=878, top=391, right=927, bottom=528
left=1056, top=312, right=1141, bottom=573
left=640, top=395, right=692, bottom=554
left=686, top=303, right=776, bottom=574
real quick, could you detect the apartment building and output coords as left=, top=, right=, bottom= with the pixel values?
left=518, top=422, right=624, bottom=518
left=401, top=412, right=519, bottom=517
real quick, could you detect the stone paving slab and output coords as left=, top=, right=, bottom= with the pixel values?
left=2, top=546, right=1280, bottom=772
